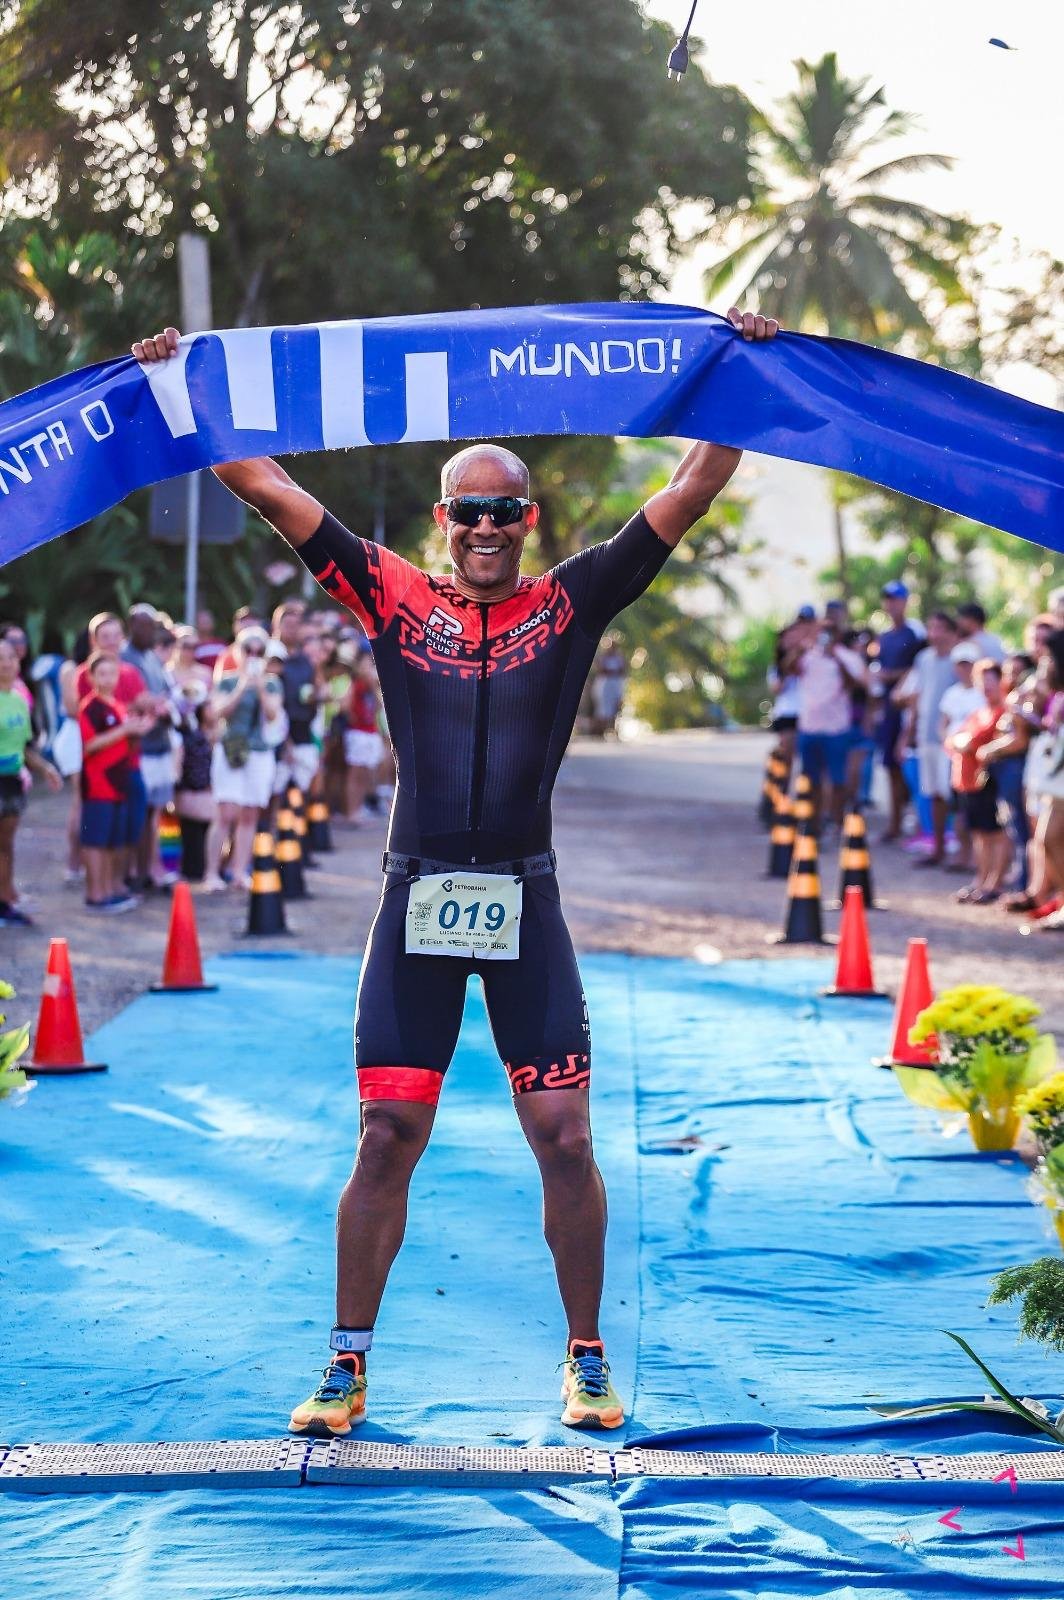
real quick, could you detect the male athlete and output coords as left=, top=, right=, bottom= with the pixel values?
left=133, top=306, right=779, bottom=1433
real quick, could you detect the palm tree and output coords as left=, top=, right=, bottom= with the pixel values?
left=705, top=53, right=973, bottom=592
left=706, top=52, right=972, bottom=340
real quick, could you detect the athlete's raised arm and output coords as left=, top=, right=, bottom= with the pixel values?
left=642, top=307, right=779, bottom=549
left=131, top=326, right=324, bottom=547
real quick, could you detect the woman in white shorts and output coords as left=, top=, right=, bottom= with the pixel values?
left=343, top=655, right=385, bottom=822
left=202, top=627, right=286, bottom=890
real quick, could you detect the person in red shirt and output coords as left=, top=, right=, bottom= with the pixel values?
left=78, top=652, right=154, bottom=912
left=945, top=660, right=1012, bottom=904
left=73, top=612, right=153, bottom=881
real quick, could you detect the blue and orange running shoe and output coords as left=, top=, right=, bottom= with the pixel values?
left=559, top=1339, right=624, bottom=1430
left=288, top=1359, right=367, bottom=1437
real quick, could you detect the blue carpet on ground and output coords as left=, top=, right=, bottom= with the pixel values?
left=0, top=950, right=1061, bottom=1598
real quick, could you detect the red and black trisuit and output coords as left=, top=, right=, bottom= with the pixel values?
left=296, top=507, right=671, bottom=1107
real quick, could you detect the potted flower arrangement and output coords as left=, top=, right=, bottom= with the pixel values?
left=894, top=984, right=1057, bottom=1152
left=0, top=979, right=34, bottom=1110
left=1018, top=1073, right=1064, bottom=1246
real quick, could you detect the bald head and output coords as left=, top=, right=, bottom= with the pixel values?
left=440, top=444, right=530, bottom=499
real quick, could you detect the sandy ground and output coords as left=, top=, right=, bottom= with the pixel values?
left=3, top=728, right=1063, bottom=1042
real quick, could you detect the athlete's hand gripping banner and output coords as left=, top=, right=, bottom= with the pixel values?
left=1, top=301, right=1061, bottom=564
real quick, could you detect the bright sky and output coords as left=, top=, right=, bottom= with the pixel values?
left=646, top=0, right=1064, bottom=261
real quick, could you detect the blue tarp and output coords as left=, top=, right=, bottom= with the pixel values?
left=1, top=951, right=1061, bottom=1597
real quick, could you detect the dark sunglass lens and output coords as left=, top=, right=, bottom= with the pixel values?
left=452, top=499, right=483, bottom=527
left=488, top=499, right=522, bottom=527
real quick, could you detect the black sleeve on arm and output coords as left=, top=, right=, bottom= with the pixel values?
left=552, top=510, right=673, bottom=638
left=294, top=510, right=387, bottom=636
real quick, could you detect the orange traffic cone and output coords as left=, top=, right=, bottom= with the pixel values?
left=821, top=887, right=890, bottom=998
left=149, top=882, right=218, bottom=993
left=874, top=937, right=938, bottom=1068
left=769, top=829, right=830, bottom=945
left=26, top=938, right=107, bottom=1075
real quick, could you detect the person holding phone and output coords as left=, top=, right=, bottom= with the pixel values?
left=201, top=626, right=285, bottom=891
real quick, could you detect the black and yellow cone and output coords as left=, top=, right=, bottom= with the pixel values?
left=244, top=831, right=290, bottom=936
left=792, top=772, right=816, bottom=837
left=765, top=789, right=795, bottom=880
left=769, top=828, right=829, bottom=946
left=758, top=749, right=789, bottom=829
left=276, top=801, right=310, bottom=900
left=307, top=795, right=335, bottom=854
left=285, top=784, right=318, bottom=869
left=832, top=807, right=881, bottom=910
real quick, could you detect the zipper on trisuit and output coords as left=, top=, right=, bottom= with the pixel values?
left=468, top=603, right=492, bottom=860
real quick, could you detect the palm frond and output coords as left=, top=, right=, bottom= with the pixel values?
left=703, top=220, right=786, bottom=298
left=855, top=152, right=954, bottom=184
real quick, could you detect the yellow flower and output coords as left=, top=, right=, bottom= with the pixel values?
left=0, top=980, right=14, bottom=1001
left=1018, top=1074, right=1064, bottom=1123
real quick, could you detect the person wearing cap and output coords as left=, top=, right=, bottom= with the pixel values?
left=120, top=603, right=180, bottom=890
left=202, top=625, right=285, bottom=891
left=873, top=580, right=923, bottom=841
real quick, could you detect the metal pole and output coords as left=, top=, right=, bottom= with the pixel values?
left=184, top=471, right=202, bottom=626
left=178, top=232, right=213, bottom=624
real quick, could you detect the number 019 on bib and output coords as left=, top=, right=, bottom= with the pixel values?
left=405, top=873, right=523, bottom=960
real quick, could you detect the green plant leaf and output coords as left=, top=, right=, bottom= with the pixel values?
left=942, top=1331, right=1064, bottom=1443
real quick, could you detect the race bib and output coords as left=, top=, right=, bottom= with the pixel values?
left=405, top=872, right=523, bottom=960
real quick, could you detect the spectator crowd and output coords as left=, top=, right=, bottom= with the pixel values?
left=0, top=599, right=392, bottom=926
left=768, top=582, right=1064, bottom=931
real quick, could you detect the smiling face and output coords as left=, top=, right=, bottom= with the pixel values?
left=433, top=445, right=539, bottom=600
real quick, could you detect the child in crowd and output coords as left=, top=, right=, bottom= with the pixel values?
left=78, top=651, right=154, bottom=913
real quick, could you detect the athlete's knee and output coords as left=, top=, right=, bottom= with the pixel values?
left=527, top=1117, right=594, bottom=1172
left=356, top=1106, right=430, bottom=1181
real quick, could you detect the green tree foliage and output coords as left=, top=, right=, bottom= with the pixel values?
left=0, top=0, right=756, bottom=658
left=704, top=51, right=971, bottom=340
left=988, top=1258, right=1064, bottom=1355
left=546, top=440, right=757, bottom=730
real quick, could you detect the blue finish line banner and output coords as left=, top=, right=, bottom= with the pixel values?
left=1, top=301, right=1062, bottom=565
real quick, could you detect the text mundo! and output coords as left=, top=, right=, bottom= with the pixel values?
left=0, top=402, right=115, bottom=497
left=489, top=339, right=682, bottom=379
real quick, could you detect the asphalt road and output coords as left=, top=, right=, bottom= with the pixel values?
left=3, top=729, right=1063, bottom=1042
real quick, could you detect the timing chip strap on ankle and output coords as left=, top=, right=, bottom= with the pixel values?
left=330, top=1325, right=373, bottom=1354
